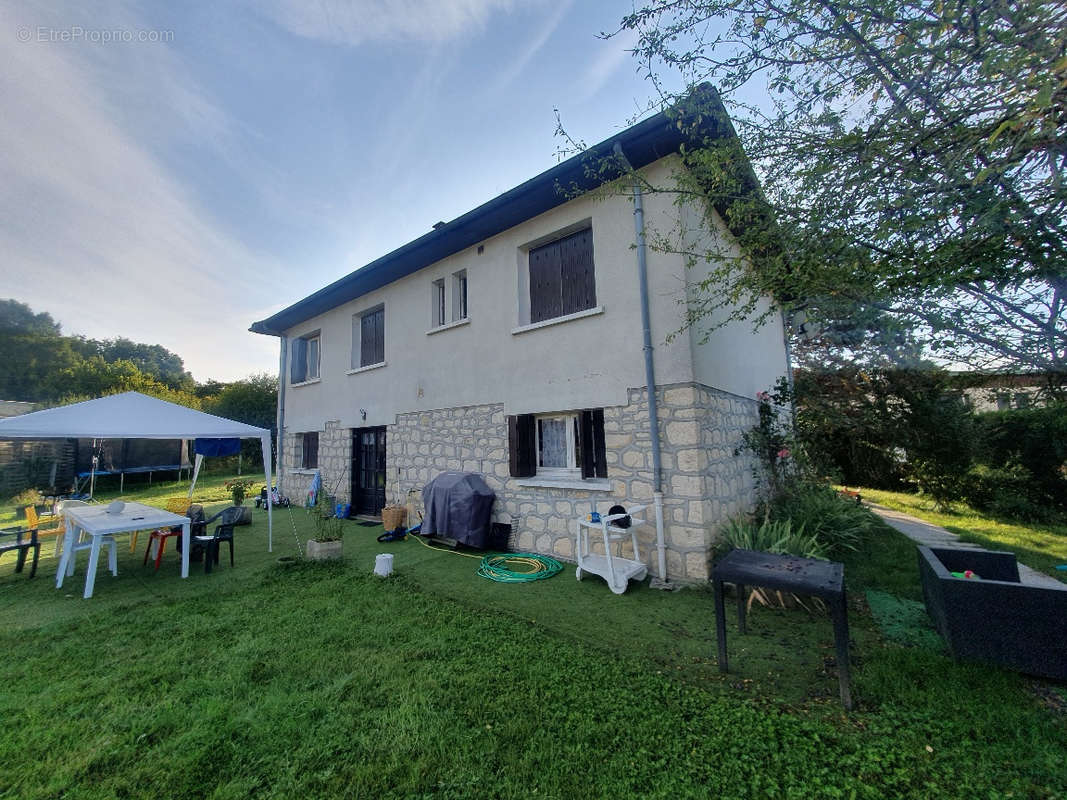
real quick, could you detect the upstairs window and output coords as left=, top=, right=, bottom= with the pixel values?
left=431, top=279, right=446, bottom=328
left=353, top=305, right=385, bottom=368
left=528, top=227, right=595, bottom=324
left=452, top=270, right=468, bottom=321
left=290, top=332, right=320, bottom=384
left=301, top=432, right=319, bottom=469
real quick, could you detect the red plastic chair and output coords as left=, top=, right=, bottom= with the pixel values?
left=143, top=498, right=190, bottom=571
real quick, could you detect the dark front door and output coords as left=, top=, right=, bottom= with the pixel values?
left=351, top=427, right=387, bottom=516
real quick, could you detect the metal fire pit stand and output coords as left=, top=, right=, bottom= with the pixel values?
left=712, top=548, right=853, bottom=710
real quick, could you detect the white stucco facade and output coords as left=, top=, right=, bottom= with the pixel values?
left=281, top=157, right=786, bottom=430
left=269, top=154, right=791, bottom=583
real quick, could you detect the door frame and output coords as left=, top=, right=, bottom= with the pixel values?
left=350, top=426, right=387, bottom=517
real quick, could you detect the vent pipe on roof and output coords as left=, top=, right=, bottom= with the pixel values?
left=432, top=221, right=446, bottom=230
left=614, top=142, right=669, bottom=589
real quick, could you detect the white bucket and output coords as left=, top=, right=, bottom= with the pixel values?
left=373, top=553, right=394, bottom=577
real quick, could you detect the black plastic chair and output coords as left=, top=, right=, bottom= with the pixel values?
left=192, top=507, right=243, bottom=573
left=0, top=525, right=40, bottom=579
left=199, top=523, right=236, bottom=573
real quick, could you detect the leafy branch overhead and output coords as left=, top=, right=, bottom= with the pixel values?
left=592, top=0, right=1066, bottom=376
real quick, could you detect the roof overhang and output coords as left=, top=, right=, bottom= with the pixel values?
left=251, top=84, right=746, bottom=337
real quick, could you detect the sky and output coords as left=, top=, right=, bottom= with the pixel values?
left=0, top=0, right=674, bottom=382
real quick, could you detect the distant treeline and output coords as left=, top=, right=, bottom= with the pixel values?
left=0, top=299, right=276, bottom=440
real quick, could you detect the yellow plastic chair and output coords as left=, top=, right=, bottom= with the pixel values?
left=23, top=506, right=65, bottom=556
left=131, top=497, right=191, bottom=553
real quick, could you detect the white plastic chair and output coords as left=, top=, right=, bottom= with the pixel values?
left=52, top=499, right=87, bottom=557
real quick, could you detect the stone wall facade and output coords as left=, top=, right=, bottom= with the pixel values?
left=280, top=420, right=351, bottom=505
left=280, top=382, right=761, bottom=583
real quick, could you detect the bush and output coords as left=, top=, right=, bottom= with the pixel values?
left=767, top=483, right=875, bottom=555
left=717, top=516, right=825, bottom=559
left=974, top=403, right=1067, bottom=509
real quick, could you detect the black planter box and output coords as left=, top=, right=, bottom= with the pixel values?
left=918, top=546, right=1067, bottom=680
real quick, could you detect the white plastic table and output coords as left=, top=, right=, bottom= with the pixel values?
left=57, top=502, right=190, bottom=599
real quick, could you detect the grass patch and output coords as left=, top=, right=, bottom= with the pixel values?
left=861, top=487, right=1067, bottom=579
left=1, top=484, right=1065, bottom=797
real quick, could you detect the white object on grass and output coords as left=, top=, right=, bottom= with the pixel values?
left=373, top=553, right=394, bottom=577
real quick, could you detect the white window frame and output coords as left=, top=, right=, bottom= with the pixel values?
left=305, top=335, right=320, bottom=380
left=431, top=279, right=446, bottom=328
left=452, top=270, right=468, bottom=321
left=535, top=413, right=580, bottom=479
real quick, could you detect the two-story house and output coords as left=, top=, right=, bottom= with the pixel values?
left=251, top=92, right=790, bottom=584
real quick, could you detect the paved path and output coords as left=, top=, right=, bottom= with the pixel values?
left=868, top=504, right=1065, bottom=590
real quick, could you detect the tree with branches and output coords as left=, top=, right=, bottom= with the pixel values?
left=596, top=0, right=1066, bottom=382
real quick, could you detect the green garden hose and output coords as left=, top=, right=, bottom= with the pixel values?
left=477, top=553, right=562, bottom=583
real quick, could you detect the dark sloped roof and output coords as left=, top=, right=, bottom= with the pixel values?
left=250, top=86, right=738, bottom=336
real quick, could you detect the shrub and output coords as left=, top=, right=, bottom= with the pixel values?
left=974, top=403, right=1067, bottom=509
left=717, top=516, right=825, bottom=559
left=767, top=482, right=874, bottom=555
left=986, top=492, right=1055, bottom=524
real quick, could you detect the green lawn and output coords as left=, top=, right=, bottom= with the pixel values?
left=861, top=487, right=1067, bottom=579
left=1, top=479, right=1065, bottom=798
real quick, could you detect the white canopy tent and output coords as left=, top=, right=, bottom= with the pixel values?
left=0, top=391, right=274, bottom=550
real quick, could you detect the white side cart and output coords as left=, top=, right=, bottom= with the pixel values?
left=574, top=505, right=648, bottom=594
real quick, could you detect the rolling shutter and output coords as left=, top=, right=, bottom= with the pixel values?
left=507, top=414, right=536, bottom=477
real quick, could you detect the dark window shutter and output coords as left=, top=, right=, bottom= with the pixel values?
left=529, top=240, right=562, bottom=323
left=290, top=338, right=307, bottom=383
left=591, top=408, right=606, bottom=478
left=579, top=408, right=607, bottom=479
left=579, top=410, right=595, bottom=479
left=361, top=308, right=384, bottom=366
left=507, top=414, right=536, bottom=477
left=560, top=228, right=596, bottom=316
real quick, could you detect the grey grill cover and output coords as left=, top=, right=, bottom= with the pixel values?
left=421, top=472, right=495, bottom=548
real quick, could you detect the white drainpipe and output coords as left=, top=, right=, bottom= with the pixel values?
left=614, top=143, right=670, bottom=588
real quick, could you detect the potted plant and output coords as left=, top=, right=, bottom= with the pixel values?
left=306, top=495, right=344, bottom=561
left=225, top=478, right=256, bottom=506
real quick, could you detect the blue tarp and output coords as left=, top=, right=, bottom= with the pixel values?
left=194, top=438, right=241, bottom=457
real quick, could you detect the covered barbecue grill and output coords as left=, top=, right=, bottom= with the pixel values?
left=421, top=472, right=495, bottom=548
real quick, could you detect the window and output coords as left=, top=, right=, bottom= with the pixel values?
left=507, top=409, right=606, bottom=479
left=290, top=332, right=320, bottom=384
left=452, top=270, right=468, bottom=321
left=301, top=432, right=319, bottom=469
left=536, top=415, right=581, bottom=478
left=528, top=227, right=595, bottom=323
left=351, top=306, right=385, bottom=368
left=432, top=279, right=446, bottom=327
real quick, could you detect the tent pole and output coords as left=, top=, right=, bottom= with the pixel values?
left=188, top=454, right=204, bottom=499
left=262, top=434, right=273, bottom=553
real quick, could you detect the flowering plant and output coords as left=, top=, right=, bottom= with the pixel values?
left=225, top=478, right=257, bottom=505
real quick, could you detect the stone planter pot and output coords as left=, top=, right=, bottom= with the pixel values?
left=306, top=538, right=343, bottom=561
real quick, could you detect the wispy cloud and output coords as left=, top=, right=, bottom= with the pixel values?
left=575, top=27, right=639, bottom=103
left=0, top=2, right=280, bottom=380
left=254, top=0, right=531, bottom=46
left=487, top=0, right=574, bottom=94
